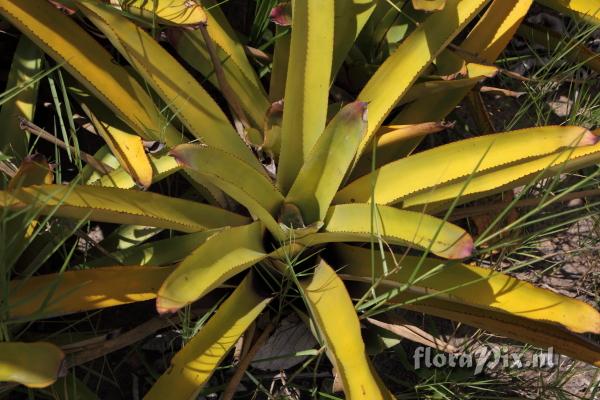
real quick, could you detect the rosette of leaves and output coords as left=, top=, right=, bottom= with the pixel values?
left=1, top=0, right=600, bottom=398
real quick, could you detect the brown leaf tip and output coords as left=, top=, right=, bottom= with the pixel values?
left=270, top=2, right=292, bottom=26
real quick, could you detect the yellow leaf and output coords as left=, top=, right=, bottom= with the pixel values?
left=0, top=0, right=181, bottom=146
left=535, top=0, right=600, bottom=25
left=336, top=126, right=596, bottom=206
left=403, top=141, right=600, bottom=209
left=8, top=266, right=174, bottom=320
left=76, top=2, right=263, bottom=172
left=172, top=29, right=270, bottom=129
left=412, top=0, right=446, bottom=11
left=462, top=0, right=534, bottom=63
left=95, top=152, right=180, bottom=189
left=146, top=272, right=270, bottom=399
left=0, top=342, right=64, bottom=388
left=333, top=244, right=600, bottom=367
left=107, top=0, right=208, bottom=26
left=2, top=184, right=249, bottom=232
left=300, top=204, right=474, bottom=259
left=331, top=244, right=600, bottom=334
left=277, top=0, right=335, bottom=193
left=301, top=260, right=392, bottom=399
left=83, top=105, right=153, bottom=189
left=356, top=0, right=490, bottom=156
left=378, top=0, right=533, bottom=158
left=352, top=122, right=450, bottom=178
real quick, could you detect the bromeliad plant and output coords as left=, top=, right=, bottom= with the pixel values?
left=1, top=0, right=600, bottom=398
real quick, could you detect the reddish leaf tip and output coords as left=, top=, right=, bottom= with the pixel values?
left=156, top=296, right=183, bottom=315
left=578, top=130, right=598, bottom=147
left=447, top=234, right=474, bottom=260
left=270, top=2, right=292, bottom=26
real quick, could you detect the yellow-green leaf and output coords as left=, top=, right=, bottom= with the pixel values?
left=301, top=260, right=392, bottom=399
left=146, top=272, right=270, bottom=400
left=2, top=184, right=249, bottom=232
left=356, top=0, right=490, bottom=156
left=336, top=126, right=596, bottom=206
left=76, top=1, right=263, bottom=172
left=7, top=154, right=53, bottom=240
left=0, top=342, right=64, bottom=388
left=107, top=0, right=207, bottom=26
left=286, top=101, right=367, bottom=223
left=202, top=0, right=266, bottom=99
left=277, top=0, right=335, bottom=193
left=86, top=231, right=215, bottom=268
left=170, top=29, right=270, bottom=129
left=170, top=144, right=284, bottom=238
left=8, top=266, right=173, bottom=319
left=0, top=0, right=181, bottom=146
left=83, top=104, right=153, bottom=189
left=0, top=36, right=43, bottom=159
left=269, top=26, right=290, bottom=102
left=156, top=222, right=268, bottom=313
left=301, top=204, right=474, bottom=259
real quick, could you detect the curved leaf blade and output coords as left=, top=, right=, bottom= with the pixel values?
left=0, top=0, right=181, bottom=145
left=2, top=184, right=249, bottom=232
left=304, top=204, right=473, bottom=259
left=301, top=260, right=392, bottom=399
left=330, top=244, right=600, bottom=334
left=356, top=0, right=490, bottom=156
left=403, top=140, right=600, bottom=209
left=146, top=272, right=271, bottom=400
left=76, top=2, right=263, bottom=172
left=336, top=126, right=596, bottom=205
left=0, top=342, right=64, bottom=388
left=170, top=144, right=284, bottom=237
left=8, top=266, right=174, bottom=320
left=84, top=105, right=153, bottom=189
left=156, top=222, right=268, bottom=313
